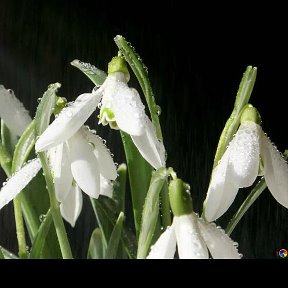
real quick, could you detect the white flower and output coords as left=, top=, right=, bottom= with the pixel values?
left=0, top=158, right=42, bottom=210
left=0, top=85, right=32, bottom=136
left=147, top=212, right=241, bottom=259
left=204, top=121, right=288, bottom=222
left=47, top=126, right=117, bottom=227
left=35, top=73, right=165, bottom=169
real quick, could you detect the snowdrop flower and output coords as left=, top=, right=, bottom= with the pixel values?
left=47, top=125, right=117, bottom=227
left=35, top=57, right=165, bottom=169
left=0, top=85, right=32, bottom=136
left=147, top=179, right=241, bottom=259
left=203, top=105, right=288, bottom=222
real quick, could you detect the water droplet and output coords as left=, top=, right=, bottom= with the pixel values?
left=233, top=242, right=239, bottom=248
left=156, top=105, right=161, bottom=116
left=37, top=97, right=42, bottom=103
left=39, top=214, right=46, bottom=223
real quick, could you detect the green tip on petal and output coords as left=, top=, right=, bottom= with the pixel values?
left=240, top=104, right=262, bottom=125
left=169, top=179, right=193, bottom=216
left=108, top=56, right=130, bottom=81
left=53, top=97, right=67, bottom=115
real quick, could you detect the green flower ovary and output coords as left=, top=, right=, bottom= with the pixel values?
left=99, top=107, right=118, bottom=130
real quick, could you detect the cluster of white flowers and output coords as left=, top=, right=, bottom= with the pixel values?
left=1, top=61, right=287, bottom=259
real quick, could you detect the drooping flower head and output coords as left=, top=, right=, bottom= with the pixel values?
left=203, top=105, right=288, bottom=222
left=147, top=178, right=241, bottom=259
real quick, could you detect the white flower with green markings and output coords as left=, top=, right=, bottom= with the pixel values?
left=35, top=57, right=165, bottom=170
left=203, top=105, right=288, bottom=222
left=147, top=179, right=241, bottom=259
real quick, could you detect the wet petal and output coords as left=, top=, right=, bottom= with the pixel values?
left=174, top=214, right=208, bottom=259
left=261, top=132, right=288, bottom=208
left=68, top=131, right=100, bottom=198
left=147, top=225, right=176, bottom=259
left=99, top=175, right=113, bottom=198
left=0, top=158, right=41, bottom=210
left=198, top=218, right=241, bottom=259
left=48, top=143, right=73, bottom=202
left=81, top=127, right=117, bottom=180
left=227, top=122, right=260, bottom=187
left=131, top=116, right=166, bottom=169
left=102, top=76, right=146, bottom=136
left=203, top=150, right=239, bottom=222
left=60, top=183, right=83, bottom=227
left=35, top=91, right=101, bottom=152
left=0, top=85, right=32, bottom=136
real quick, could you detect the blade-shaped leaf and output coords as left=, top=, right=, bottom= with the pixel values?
left=105, top=212, right=124, bottom=259
left=87, top=228, right=104, bottom=259
left=120, top=131, right=153, bottom=238
left=71, top=59, right=107, bottom=87
left=137, top=167, right=168, bottom=259
left=35, top=83, right=60, bottom=136
left=1, top=120, right=17, bottom=157
left=11, top=120, right=35, bottom=173
left=91, top=196, right=137, bottom=259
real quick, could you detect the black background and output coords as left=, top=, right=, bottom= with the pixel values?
left=0, top=0, right=287, bottom=259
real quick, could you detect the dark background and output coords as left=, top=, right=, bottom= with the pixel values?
left=0, top=0, right=287, bottom=259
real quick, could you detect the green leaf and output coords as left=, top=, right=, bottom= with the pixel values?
left=87, top=228, right=104, bottom=259
left=213, top=66, right=257, bottom=169
left=114, top=35, right=162, bottom=140
left=70, top=59, right=107, bottom=87
left=0, top=140, right=12, bottom=176
left=1, top=120, right=17, bottom=157
left=137, top=168, right=168, bottom=259
left=120, top=132, right=153, bottom=238
left=113, top=163, right=127, bottom=212
left=105, top=212, right=125, bottom=259
left=0, top=246, right=19, bottom=259
left=29, top=209, right=53, bottom=258
left=91, top=196, right=137, bottom=259
left=11, top=120, right=35, bottom=173
left=35, top=83, right=60, bottom=135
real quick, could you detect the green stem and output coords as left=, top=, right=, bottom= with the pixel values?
left=13, top=195, right=28, bottom=258
left=225, top=178, right=266, bottom=236
left=38, top=152, right=73, bottom=259
left=114, top=35, right=163, bottom=140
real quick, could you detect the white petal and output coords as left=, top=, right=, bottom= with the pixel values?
left=174, top=214, right=208, bottom=259
left=0, top=85, right=32, bottom=136
left=260, top=132, right=288, bottom=208
left=102, top=76, right=146, bottom=136
left=35, top=91, right=101, bottom=152
left=0, top=158, right=41, bottom=210
left=146, top=225, right=176, bottom=259
left=48, top=143, right=73, bottom=202
left=99, top=175, right=113, bottom=198
left=81, top=127, right=117, bottom=180
left=60, top=183, right=83, bottom=227
left=203, top=150, right=239, bottom=222
left=67, top=130, right=100, bottom=198
left=198, top=218, right=241, bottom=259
left=131, top=116, right=166, bottom=169
left=227, top=122, right=260, bottom=187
